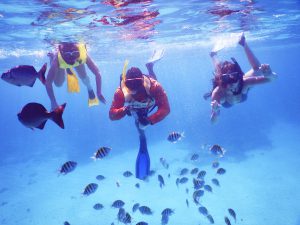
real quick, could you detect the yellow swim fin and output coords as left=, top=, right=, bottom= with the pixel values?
left=88, top=90, right=99, bottom=107
left=67, top=68, right=80, bottom=93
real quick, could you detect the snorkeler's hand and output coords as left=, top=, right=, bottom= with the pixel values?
left=210, top=100, right=220, bottom=124
left=97, top=93, right=106, bottom=104
left=124, top=106, right=132, bottom=116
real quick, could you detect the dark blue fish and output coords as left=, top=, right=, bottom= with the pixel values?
left=132, top=203, right=140, bottom=213
left=197, top=170, right=206, bottom=179
left=180, top=168, right=189, bottom=176
left=225, top=216, right=232, bottom=225
left=207, top=214, right=214, bottom=224
left=185, top=188, right=189, bottom=194
left=93, top=203, right=103, bottom=210
left=149, top=170, right=156, bottom=176
left=136, top=222, right=148, bottom=225
left=193, top=178, right=205, bottom=190
left=211, top=178, right=220, bottom=186
left=1, top=63, right=46, bottom=87
left=96, top=175, right=105, bottom=181
left=91, top=147, right=111, bottom=160
left=139, top=206, right=153, bottom=215
left=167, top=131, right=184, bottom=143
left=158, top=174, right=165, bottom=188
left=179, top=177, right=189, bottom=184
left=112, top=200, right=125, bottom=208
left=212, top=161, right=220, bottom=168
left=190, top=168, right=199, bottom=175
left=204, top=184, right=213, bottom=192
left=59, top=161, right=77, bottom=175
left=160, top=157, right=169, bottom=169
left=135, top=183, right=140, bottom=188
left=217, top=168, right=226, bottom=175
left=18, top=102, right=66, bottom=130
left=123, top=171, right=133, bottom=177
left=193, top=190, right=204, bottom=204
left=161, top=214, right=169, bottom=225
left=198, top=206, right=208, bottom=216
left=117, top=208, right=126, bottom=221
left=210, top=144, right=225, bottom=157
left=190, top=153, right=199, bottom=161
left=161, top=208, right=174, bottom=217
left=228, top=208, right=236, bottom=222
left=82, top=183, right=98, bottom=196
left=176, top=178, right=180, bottom=187
left=186, top=199, right=189, bottom=207
left=121, top=212, right=131, bottom=224
left=64, top=222, right=70, bottom=225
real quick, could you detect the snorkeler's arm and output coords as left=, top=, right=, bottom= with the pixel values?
left=109, top=88, right=127, bottom=120
left=86, top=55, right=106, bottom=104
left=210, top=87, right=222, bottom=123
left=45, top=56, right=59, bottom=110
left=147, top=80, right=170, bottom=125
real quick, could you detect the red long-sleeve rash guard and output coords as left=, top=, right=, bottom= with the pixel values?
left=109, top=79, right=170, bottom=124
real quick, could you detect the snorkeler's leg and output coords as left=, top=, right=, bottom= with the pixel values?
left=75, top=64, right=93, bottom=91
left=53, top=68, right=65, bottom=87
left=146, top=49, right=165, bottom=80
left=239, top=33, right=261, bottom=71
left=146, top=62, right=157, bottom=80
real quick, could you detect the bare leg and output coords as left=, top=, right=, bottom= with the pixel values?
left=54, top=68, right=65, bottom=87
left=75, top=64, right=93, bottom=91
left=145, top=62, right=157, bottom=80
left=239, top=34, right=260, bottom=70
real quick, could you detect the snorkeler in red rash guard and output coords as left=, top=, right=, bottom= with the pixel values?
left=109, top=49, right=170, bottom=180
left=109, top=49, right=170, bottom=129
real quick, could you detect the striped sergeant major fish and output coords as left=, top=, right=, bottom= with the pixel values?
left=167, top=131, right=184, bottom=143
left=91, top=147, right=112, bottom=160
left=59, top=161, right=77, bottom=175
left=82, top=183, right=98, bottom=196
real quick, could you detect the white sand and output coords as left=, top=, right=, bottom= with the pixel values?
left=0, top=122, right=299, bottom=225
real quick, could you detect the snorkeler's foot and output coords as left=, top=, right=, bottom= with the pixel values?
left=88, top=90, right=99, bottom=107
left=238, top=32, right=246, bottom=47
left=147, top=49, right=165, bottom=64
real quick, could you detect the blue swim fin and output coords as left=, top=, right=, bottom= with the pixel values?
left=135, top=129, right=150, bottom=180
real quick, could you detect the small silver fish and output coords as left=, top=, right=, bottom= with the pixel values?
left=167, top=131, right=184, bottom=143
left=228, top=208, right=236, bottom=222
left=91, top=147, right=112, bottom=160
left=82, top=183, right=98, bottom=196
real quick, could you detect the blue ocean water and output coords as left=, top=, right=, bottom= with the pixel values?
left=0, top=1, right=300, bottom=225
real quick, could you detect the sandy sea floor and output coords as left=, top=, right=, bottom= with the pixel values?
left=0, top=122, right=300, bottom=225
